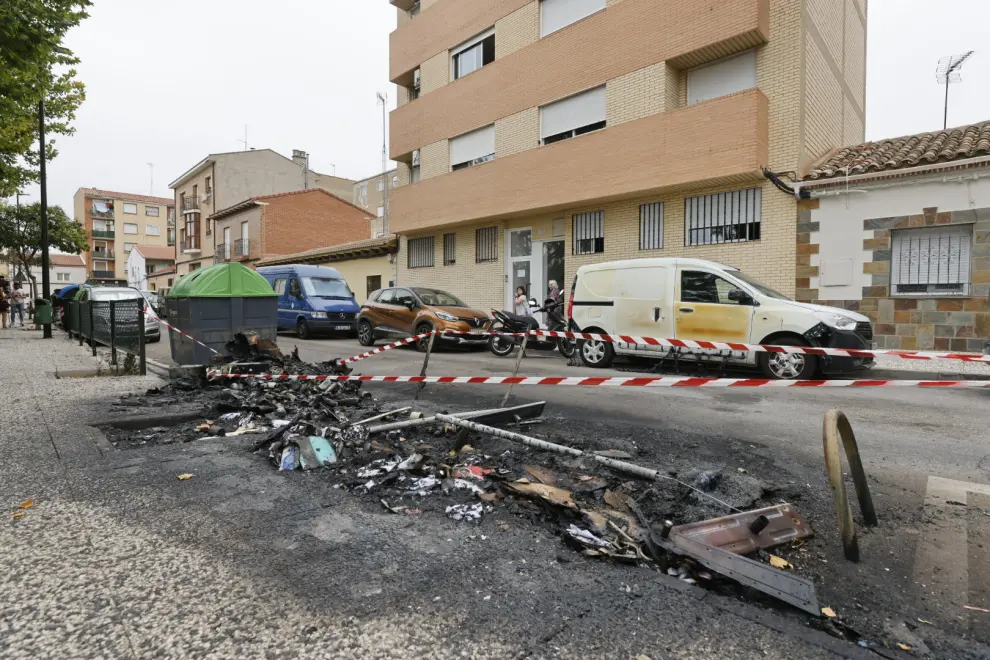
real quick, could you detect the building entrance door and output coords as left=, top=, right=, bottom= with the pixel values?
left=505, top=228, right=533, bottom=313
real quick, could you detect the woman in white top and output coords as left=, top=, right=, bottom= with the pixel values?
left=514, top=286, right=531, bottom=317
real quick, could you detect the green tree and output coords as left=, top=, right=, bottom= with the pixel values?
left=0, top=0, right=90, bottom=197
left=0, top=201, right=87, bottom=297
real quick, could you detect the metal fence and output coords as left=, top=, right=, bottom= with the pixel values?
left=63, top=299, right=146, bottom=375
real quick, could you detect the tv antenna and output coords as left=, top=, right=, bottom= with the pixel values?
left=147, top=162, right=154, bottom=194
left=936, top=51, right=974, bottom=129
left=236, top=125, right=248, bottom=150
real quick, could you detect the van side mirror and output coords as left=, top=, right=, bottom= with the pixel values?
left=727, top=289, right=753, bottom=305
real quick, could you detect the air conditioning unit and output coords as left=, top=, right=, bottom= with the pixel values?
left=412, top=150, right=420, bottom=167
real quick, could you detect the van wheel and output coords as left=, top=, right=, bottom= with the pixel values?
left=297, top=318, right=311, bottom=340
left=758, top=337, right=817, bottom=380
left=579, top=338, right=614, bottom=368
left=357, top=320, right=375, bottom=346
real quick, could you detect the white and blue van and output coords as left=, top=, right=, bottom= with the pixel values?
left=256, top=265, right=360, bottom=339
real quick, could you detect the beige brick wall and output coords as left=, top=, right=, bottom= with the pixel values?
left=396, top=162, right=412, bottom=188
left=396, top=84, right=410, bottom=107
left=495, top=2, right=539, bottom=58
left=758, top=0, right=802, bottom=174
left=396, top=222, right=507, bottom=311
left=803, top=36, right=842, bottom=164
left=606, top=63, right=666, bottom=127
left=806, top=0, right=843, bottom=63
left=843, top=96, right=864, bottom=147
left=843, top=1, right=866, bottom=110
left=664, top=62, right=682, bottom=112
left=420, top=140, right=449, bottom=180
left=495, top=108, right=539, bottom=158
left=420, top=51, right=449, bottom=96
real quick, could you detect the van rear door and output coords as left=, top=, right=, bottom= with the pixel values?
left=272, top=277, right=290, bottom=330
left=613, top=266, right=673, bottom=353
left=674, top=268, right=754, bottom=343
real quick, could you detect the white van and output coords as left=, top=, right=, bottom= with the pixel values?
left=568, top=258, right=873, bottom=379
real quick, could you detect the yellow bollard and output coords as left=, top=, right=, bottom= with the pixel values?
left=823, top=409, right=879, bottom=562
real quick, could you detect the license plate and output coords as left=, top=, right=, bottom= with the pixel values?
left=468, top=328, right=486, bottom=335
left=334, top=325, right=351, bottom=331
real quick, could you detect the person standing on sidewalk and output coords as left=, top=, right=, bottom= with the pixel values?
left=10, top=282, right=27, bottom=327
left=0, top=287, right=9, bottom=329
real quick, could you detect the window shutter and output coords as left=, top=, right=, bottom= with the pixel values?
left=687, top=50, right=757, bottom=105
left=540, top=86, right=606, bottom=140
left=540, top=0, right=606, bottom=37
left=450, top=125, right=495, bottom=167
left=890, top=225, right=972, bottom=294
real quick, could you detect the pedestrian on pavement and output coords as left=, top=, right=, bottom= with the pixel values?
left=514, top=286, right=531, bottom=317
left=0, top=287, right=9, bottom=329
left=547, top=279, right=561, bottom=305
left=10, top=282, right=27, bottom=327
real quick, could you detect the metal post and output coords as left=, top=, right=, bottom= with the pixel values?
left=501, top=334, right=528, bottom=408
left=944, top=81, right=950, bottom=130
left=38, top=98, right=51, bottom=339
left=78, top=303, right=83, bottom=346
left=138, top=305, right=146, bottom=376
left=415, top=330, right=436, bottom=401
left=109, top=301, right=117, bottom=365
left=89, top=303, right=96, bottom=356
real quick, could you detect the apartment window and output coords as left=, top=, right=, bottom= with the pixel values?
left=377, top=180, right=385, bottom=192
left=450, top=125, right=495, bottom=171
left=407, top=236, right=435, bottom=268
left=687, top=50, right=757, bottom=105
left=146, top=224, right=161, bottom=236
left=146, top=265, right=157, bottom=275
left=412, top=150, right=421, bottom=183
left=540, top=86, right=606, bottom=145
left=541, top=0, right=606, bottom=37
left=452, top=29, right=495, bottom=80
left=573, top=210, right=604, bottom=255
left=123, top=202, right=137, bottom=214
left=476, top=226, right=498, bottom=263
left=443, top=232, right=457, bottom=266
left=146, top=206, right=160, bottom=217
left=188, top=262, right=200, bottom=272
left=124, top=243, right=135, bottom=253
left=168, top=278, right=173, bottom=287
left=392, top=175, right=399, bottom=188
left=377, top=206, right=385, bottom=218
left=124, top=223, right=138, bottom=234
left=891, top=226, right=972, bottom=296
left=639, top=202, right=664, bottom=250
left=685, top=188, right=762, bottom=246
left=205, top=176, right=212, bottom=194
left=356, top=182, right=369, bottom=207
left=412, top=69, right=421, bottom=99
left=56, top=272, right=70, bottom=282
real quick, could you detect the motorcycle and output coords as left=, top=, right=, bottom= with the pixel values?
left=488, top=298, right=576, bottom=359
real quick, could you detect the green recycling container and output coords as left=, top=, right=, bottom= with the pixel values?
left=33, top=298, right=52, bottom=325
left=166, top=262, right=277, bottom=365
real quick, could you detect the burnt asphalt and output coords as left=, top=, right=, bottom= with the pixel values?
left=3, top=328, right=990, bottom=658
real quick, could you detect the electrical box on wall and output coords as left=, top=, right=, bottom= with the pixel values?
left=820, top=259, right=853, bottom=287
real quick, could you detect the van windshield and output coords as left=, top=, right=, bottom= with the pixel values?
left=731, top=271, right=792, bottom=301
left=301, top=277, right=352, bottom=299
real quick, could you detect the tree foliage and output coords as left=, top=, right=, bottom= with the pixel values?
left=0, top=201, right=87, bottom=286
left=0, top=0, right=91, bottom=197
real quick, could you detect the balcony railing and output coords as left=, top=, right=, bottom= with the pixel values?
left=91, top=249, right=115, bottom=260
left=91, top=205, right=114, bottom=220
left=91, top=228, right=115, bottom=239
left=180, top=238, right=201, bottom=253
left=91, top=270, right=115, bottom=279
left=234, top=238, right=251, bottom=258
left=215, top=243, right=231, bottom=261
left=181, top=195, right=201, bottom=213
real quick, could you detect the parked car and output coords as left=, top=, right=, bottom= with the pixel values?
left=141, top=290, right=166, bottom=318
left=356, top=286, right=490, bottom=351
left=257, top=265, right=360, bottom=339
left=75, top=285, right=160, bottom=343
left=569, top=257, right=873, bottom=379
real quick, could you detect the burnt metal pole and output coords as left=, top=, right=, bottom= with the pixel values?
left=38, top=99, right=52, bottom=338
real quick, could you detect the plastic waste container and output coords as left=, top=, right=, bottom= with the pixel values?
left=166, top=262, right=277, bottom=365
left=34, top=298, right=52, bottom=325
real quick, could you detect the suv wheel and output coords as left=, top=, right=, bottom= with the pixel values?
left=357, top=319, right=375, bottom=346
left=415, top=323, right=435, bottom=352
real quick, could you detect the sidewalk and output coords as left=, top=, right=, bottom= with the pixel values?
left=0, top=328, right=877, bottom=659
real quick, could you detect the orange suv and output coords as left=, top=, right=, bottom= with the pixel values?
left=357, top=286, right=490, bottom=350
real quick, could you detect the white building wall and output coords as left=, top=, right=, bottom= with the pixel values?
left=809, top=171, right=990, bottom=301
left=125, top=249, right=147, bottom=291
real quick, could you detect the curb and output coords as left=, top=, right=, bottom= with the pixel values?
left=867, top=369, right=990, bottom=382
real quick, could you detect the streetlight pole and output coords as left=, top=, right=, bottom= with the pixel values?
left=39, top=98, right=51, bottom=338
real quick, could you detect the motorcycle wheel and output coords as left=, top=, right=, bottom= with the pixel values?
left=489, top=325, right=516, bottom=357
left=557, top=336, right=576, bottom=359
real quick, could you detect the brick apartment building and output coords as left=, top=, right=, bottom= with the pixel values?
left=210, top=189, right=375, bottom=269
left=72, top=188, right=175, bottom=285
left=386, top=0, right=867, bottom=311
left=169, top=149, right=355, bottom=278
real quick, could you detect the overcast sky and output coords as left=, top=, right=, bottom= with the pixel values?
left=11, top=0, right=990, bottom=213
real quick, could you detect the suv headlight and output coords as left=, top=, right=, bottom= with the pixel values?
left=310, top=312, right=327, bottom=319
left=814, top=311, right=857, bottom=331
left=435, top=311, right=458, bottom=322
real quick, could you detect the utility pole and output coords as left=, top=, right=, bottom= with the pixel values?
left=377, top=92, right=390, bottom=236
left=39, top=98, right=51, bottom=338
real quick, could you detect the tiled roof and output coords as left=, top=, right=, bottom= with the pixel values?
left=255, top=235, right=398, bottom=267
left=805, top=121, right=990, bottom=181
left=78, top=188, right=174, bottom=206
left=210, top=188, right=374, bottom=221
left=133, top=246, right=176, bottom=261
left=148, top=266, right=177, bottom=277
left=48, top=254, right=85, bottom=267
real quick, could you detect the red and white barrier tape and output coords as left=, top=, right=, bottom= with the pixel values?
left=205, top=372, right=990, bottom=388
left=443, top=328, right=990, bottom=365
left=340, top=332, right=433, bottom=364
left=146, top=313, right=219, bottom=355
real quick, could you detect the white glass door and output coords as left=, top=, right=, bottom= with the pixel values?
left=505, top=229, right=533, bottom=312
